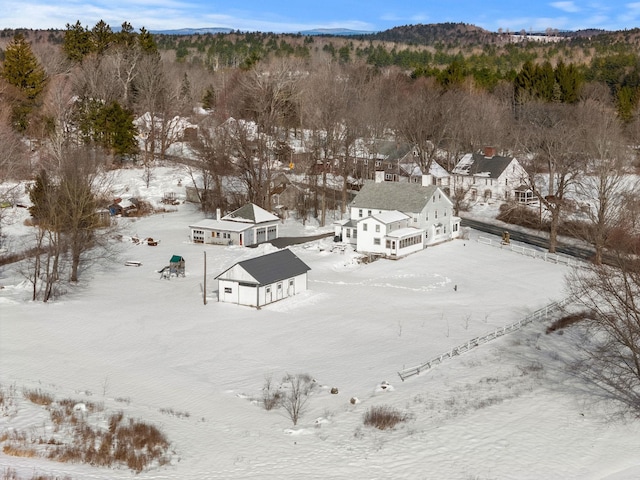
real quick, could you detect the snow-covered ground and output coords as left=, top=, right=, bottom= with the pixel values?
left=1, top=166, right=639, bottom=479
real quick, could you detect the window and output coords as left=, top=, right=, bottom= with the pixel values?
left=374, top=238, right=381, bottom=245
left=359, top=209, right=363, bottom=218
left=363, top=223, right=368, bottom=232
left=289, top=280, right=294, bottom=286
left=375, top=224, right=380, bottom=233
left=453, top=223, right=459, bottom=232
left=346, top=229, right=351, bottom=238
left=224, top=287, right=232, bottom=294
left=435, top=210, right=438, bottom=219
left=368, top=210, right=372, bottom=216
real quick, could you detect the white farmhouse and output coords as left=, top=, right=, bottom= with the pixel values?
left=452, top=147, right=528, bottom=202
left=335, top=178, right=460, bottom=257
left=189, top=203, right=279, bottom=246
left=215, top=249, right=310, bottom=307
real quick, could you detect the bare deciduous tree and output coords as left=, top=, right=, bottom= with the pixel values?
left=280, top=373, right=316, bottom=426
left=566, top=254, right=640, bottom=414
left=517, top=102, right=583, bottom=253
left=572, top=100, right=634, bottom=264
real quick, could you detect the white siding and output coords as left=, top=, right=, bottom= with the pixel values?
left=218, top=273, right=308, bottom=307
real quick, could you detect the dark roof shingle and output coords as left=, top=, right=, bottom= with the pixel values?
left=224, top=249, right=310, bottom=285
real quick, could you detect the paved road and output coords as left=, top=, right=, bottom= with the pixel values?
left=252, top=232, right=335, bottom=249
left=460, top=217, right=597, bottom=261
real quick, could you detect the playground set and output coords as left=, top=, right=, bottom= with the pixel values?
left=159, top=255, right=185, bottom=279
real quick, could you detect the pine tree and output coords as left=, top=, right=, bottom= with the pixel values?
left=2, top=33, right=46, bottom=100
left=202, top=85, right=217, bottom=110
left=138, top=27, right=158, bottom=55
left=63, top=21, right=93, bottom=62
left=28, top=170, right=56, bottom=224
left=91, top=20, right=114, bottom=55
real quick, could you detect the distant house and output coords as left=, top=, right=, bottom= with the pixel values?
left=452, top=147, right=528, bottom=202
left=189, top=203, right=280, bottom=246
left=335, top=178, right=460, bottom=257
left=215, top=249, right=311, bottom=307
left=108, top=197, right=139, bottom=216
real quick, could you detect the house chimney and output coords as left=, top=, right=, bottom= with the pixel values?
left=216, top=207, right=221, bottom=219
left=484, top=146, right=497, bottom=158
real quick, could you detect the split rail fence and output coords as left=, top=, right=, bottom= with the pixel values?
left=397, top=296, right=575, bottom=381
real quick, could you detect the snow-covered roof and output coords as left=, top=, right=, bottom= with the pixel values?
left=189, top=218, right=255, bottom=233
left=386, top=227, right=425, bottom=239
left=371, top=210, right=410, bottom=224
left=222, top=203, right=279, bottom=224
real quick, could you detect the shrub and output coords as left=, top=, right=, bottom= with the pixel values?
left=363, top=405, right=407, bottom=430
left=262, top=376, right=283, bottom=411
left=23, top=389, right=53, bottom=406
left=4, top=388, right=172, bottom=474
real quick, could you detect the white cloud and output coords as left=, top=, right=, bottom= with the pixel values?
left=551, top=1, right=581, bottom=13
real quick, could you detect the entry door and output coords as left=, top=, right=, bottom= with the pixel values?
left=265, top=286, right=272, bottom=304
left=276, top=282, right=283, bottom=300
left=287, top=279, right=295, bottom=296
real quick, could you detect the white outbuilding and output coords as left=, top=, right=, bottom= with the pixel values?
left=189, top=203, right=280, bottom=246
left=215, top=249, right=311, bottom=308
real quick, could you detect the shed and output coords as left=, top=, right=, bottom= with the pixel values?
left=215, top=249, right=310, bottom=307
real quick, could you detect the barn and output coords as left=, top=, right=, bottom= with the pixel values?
left=215, top=249, right=311, bottom=308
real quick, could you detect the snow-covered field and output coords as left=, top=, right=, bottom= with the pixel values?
left=1, top=166, right=639, bottom=479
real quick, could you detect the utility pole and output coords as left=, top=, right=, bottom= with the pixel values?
left=203, top=251, right=207, bottom=305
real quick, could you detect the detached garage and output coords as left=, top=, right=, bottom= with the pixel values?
left=215, top=249, right=311, bottom=308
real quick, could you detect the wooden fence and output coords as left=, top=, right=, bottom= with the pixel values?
left=397, top=296, right=575, bottom=381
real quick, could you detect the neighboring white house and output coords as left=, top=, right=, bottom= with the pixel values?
left=451, top=147, right=529, bottom=202
left=189, top=203, right=280, bottom=246
left=335, top=177, right=461, bottom=257
left=215, top=249, right=311, bottom=307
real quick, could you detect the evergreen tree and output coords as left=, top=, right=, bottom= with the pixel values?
left=514, top=60, right=536, bottom=103
left=102, top=101, right=138, bottom=158
left=2, top=33, right=46, bottom=100
left=115, top=21, right=136, bottom=49
left=91, top=20, right=114, bottom=55
left=555, top=61, right=582, bottom=103
left=535, top=61, right=556, bottom=101
left=439, top=59, right=466, bottom=89
left=138, top=27, right=158, bottom=54
left=63, top=21, right=92, bottom=62
left=28, top=169, right=55, bottom=223
left=202, top=85, right=217, bottom=110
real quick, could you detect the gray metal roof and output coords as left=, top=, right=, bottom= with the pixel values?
left=350, top=182, right=439, bottom=212
left=230, top=249, right=310, bottom=285
left=467, top=153, right=514, bottom=178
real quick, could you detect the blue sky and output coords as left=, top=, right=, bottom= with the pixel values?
left=2, top=0, right=640, bottom=32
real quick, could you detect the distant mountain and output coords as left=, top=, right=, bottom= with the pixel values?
left=297, top=28, right=375, bottom=36
left=149, top=27, right=374, bottom=36
left=367, top=23, right=500, bottom=45
left=150, top=27, right=233, bottom=35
